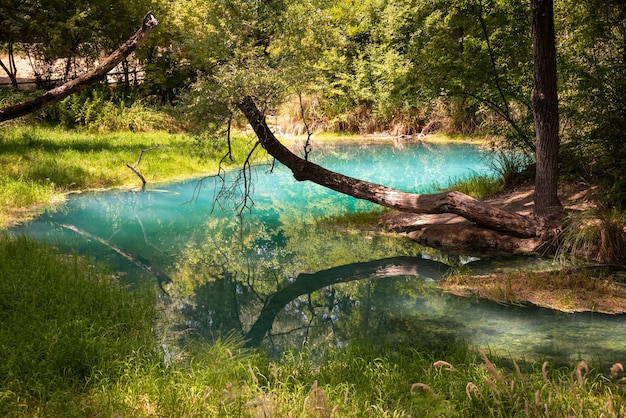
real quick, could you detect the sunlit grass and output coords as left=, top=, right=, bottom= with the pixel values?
left=441, top=173, right=504, bottom=199
left=0, top=126, right=260, bottom=227
left=1, top=236, right=625, bottom=417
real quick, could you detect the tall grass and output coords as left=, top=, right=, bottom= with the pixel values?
left=443, top=173, right=504, bottom=199
left=556, top=208, right=626, bottom=265
left=1, top=235, right=625, bottom=416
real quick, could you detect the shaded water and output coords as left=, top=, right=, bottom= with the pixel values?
left=11, top=141, right=626, bottom=364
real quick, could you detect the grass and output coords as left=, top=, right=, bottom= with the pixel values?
left=443, top=267, right=626, bottom=314
left=1, top=235, right=625, bottom=416
left=443, top=173, right=504, bottom=199
left=557, top=208, right=626, bottom=265
left=0, top=126, right=261, bottom=227
left=0, top=236, right=159, bottom=416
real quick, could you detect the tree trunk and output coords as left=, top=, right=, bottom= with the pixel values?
left=238, top=96, right=541, bottom=239
left=0, top=12, right=158, bottom=123
left=0, top=42, right=19, bottom=89
left=531, top=0, right=562, bottom=220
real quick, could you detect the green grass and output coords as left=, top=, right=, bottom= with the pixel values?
left=441, top=173, right=504, bottom=199
left=0, top=236, right=160, bottom=416
left=0, top=126, right=261, bottom=227
left=1, top=235, right=625, bottom=417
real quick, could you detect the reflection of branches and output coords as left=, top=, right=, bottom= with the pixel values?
left=135, top=214, right=163, bottom=254
left=57, top=222, right=172, bottom=293
left=245, top=256, right=451, bottom=347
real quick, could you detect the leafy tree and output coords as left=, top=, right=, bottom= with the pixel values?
left=0, top=0, right=150, bottom=87
left=557, top=0, right=626, bottom=207
left=0, top=0, right=39, bottom=88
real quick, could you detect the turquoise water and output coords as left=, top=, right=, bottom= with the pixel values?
left=11, top=141, right=626, bottom=364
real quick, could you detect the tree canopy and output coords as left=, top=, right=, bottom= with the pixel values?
left=1, top=0, right=625, bottom=254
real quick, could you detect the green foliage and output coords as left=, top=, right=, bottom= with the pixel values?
left=489, top=150, right=534, bottom=187
left=0, top=236, right=159, bottom=416
left=52, top=87, right=180, bottom=132
left=1, top=0, right=151, bottom=86
left=557, top=0, right=626, bottom=207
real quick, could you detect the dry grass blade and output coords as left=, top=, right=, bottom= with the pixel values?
left=410, top=383, right=434, bottom=393
left=480, top=350, right=503, bottom=383
left=513, top=360, right=523, bottom=380
left=576, top=361, right=589, bottom=386
left=610, top=363, right=624, bottom=379
left=483, top=377, right=500, bottom=396
left=465, top=382, right=483, bottom=401
left=433, top=360, right=458, bottom=372
left=304, top=380, right=331, bottom=418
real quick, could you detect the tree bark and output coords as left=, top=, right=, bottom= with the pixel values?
left=531, top=0, right=562, bottom=220
left=0, top=12, right=158, bottom=122
left=0, top=42, right=19, bottom=89
left=238, top=96, right=541, bottom=238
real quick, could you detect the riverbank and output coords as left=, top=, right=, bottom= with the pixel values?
left=0, top=126, right=257, bottom=228
left=430, top=182, right=626, bottom=314
left=442, top=267, right=626, bottom=314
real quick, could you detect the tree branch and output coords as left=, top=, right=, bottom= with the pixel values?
left=238, top=95, right=541, bottom=238
left=126, top=144, right=164, bottom=188
left=0, top=12, right=158, bottom=122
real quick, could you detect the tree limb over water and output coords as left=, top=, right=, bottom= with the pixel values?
left=0, top=12, right=158, bottom=122
left=238, top=96, right=542, bottom=242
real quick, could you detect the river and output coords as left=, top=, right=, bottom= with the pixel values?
left=11, top=140, right=626, bottom=364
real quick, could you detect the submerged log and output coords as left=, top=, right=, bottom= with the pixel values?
left=238, top=96, right=542, bottom=241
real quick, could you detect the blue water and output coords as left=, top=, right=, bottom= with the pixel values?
left=10, top=141, right=626, bottom=364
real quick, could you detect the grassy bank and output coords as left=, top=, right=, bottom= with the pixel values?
left=0, top=126, right=259, bottom=227
left=0, top=125, right=492, bottom=229
left=1, top=236, right=625, bottom=416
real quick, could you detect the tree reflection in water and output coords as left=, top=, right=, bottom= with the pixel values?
left=163, top=214, right=460, bottom=356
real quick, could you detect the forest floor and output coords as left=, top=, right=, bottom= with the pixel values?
left=431, top=182, right=626, bottom=314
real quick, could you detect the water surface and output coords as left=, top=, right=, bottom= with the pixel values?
left=12, top=141, right=626, bottom=364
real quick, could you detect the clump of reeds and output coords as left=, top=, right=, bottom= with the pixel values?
left=557, top=208, right=626, bottom=265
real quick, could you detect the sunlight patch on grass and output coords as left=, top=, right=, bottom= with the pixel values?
left=0, top=126, right=257, bottom=227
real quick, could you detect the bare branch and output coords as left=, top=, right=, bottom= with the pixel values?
left=126, top=144, right=165, bottom=188
left=299, top=92, right=313, bottom=161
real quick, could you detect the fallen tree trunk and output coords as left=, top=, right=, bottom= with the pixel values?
left=0, top=12, right=158, bottom=122
left=238, top=96, right=542, bottom=239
